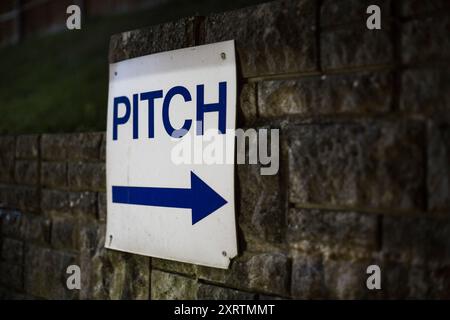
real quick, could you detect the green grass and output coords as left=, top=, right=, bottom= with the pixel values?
left=0, top=0, right=266, bottom=134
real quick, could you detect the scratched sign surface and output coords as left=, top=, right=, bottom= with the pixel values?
left=105, top=40, right=237, bottom=269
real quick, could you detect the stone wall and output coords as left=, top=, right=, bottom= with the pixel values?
left=1, top=0, right=449, bottom=299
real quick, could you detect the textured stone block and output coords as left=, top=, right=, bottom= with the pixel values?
left=41, top=189, right=69, bottom=214
left=321, top=0, right=391, bottom=27
left=0, top=238, right=23, bottom=265
left=69, top=191, right=97, bottom=217
left=10, top=187, right=39, bottom=213
left=204, top=0, right=317, bottom=77
left=14, top=160, right=38, bottom=185
left=380, top=260, right=428, bottom=299
left=152, top=258, right=197, bottom=277
left=79, top=224, right=149, bottom=299
left=401, top=0, right=450, bottom=17
left=51, top=217, right=78, bottom=250
left=400, top=68, right=450, bottom=119
left=100, top=133, right=106, bottom=161
left=321, top=26, right=392, bottom=70
left=287, top=209, right=378, bottom=250
left=41, top=162, right=67, bottom=188
left=197, top=252, right=290, bottom=296
left=383, top=215, right=450, bottom=264
left=258, top=71, right=392, bottom=118
left=109, top=17, right=196, bottom=63
left=41, top=134, right=69, bottom=161
left=0, top=136, right=15, bottom=183
left=291, top=253, right=325, bottom=298
left=0, top=209, right=22, bottom=239
left=287, top=121, right=425, bottom=212
left=197, top=283, right=255, bottom=299
left=0, top=262, right=23, bottom=291
left=68, top=162, right=106, bottom=191
left=151, top=270, right=197, bottom=300
left=238, top=82, right=257, bottom=125
left=15, top=135, right=39, bottom=159
left=427, top=122, right=449, bottom=213
left=238, top=162, right=285, bottom=246
left=97, top=192, right=106, bottom=221
left=402, top=16, right=450, bottom=64
left=292, top=253, right=376, bottom=299
left=21, top=214, right=51, bottom=245
left=66, top=132, right=103, bottom=160
left=24, top=245, right=78, bottom=299
left=323, top=257, right=376, bottom=299
left=428, top=265, right=450, bottom=299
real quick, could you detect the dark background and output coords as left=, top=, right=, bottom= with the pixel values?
left=0, top=0, right=266, bottom=134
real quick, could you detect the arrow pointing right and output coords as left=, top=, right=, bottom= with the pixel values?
left=112, top=171, right=227, bottom=225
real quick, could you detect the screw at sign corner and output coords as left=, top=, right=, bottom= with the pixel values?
left=222, top=251, right=227, bottom=257
left=109, top=235, right=113, bottom=245
left=220, top=52, right=226, bottom=60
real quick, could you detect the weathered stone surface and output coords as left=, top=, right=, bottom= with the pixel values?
left=204, top=0, right=316, bottom=77
left=21, top=214, right=51, bottom=245
left=69, top=191, right=97, bottom=217
left=287, top=121, right=425, bottom=211
left=41, top=162, right=67, bottom=188
left=197, top=252, right=290, bottom=296
left=0, top=210, right=50, bottom=244
left=383, top=215, right=450, bottom=264
left=109, top=17, right=196, bottom=63
left=0, top=238, right=23, bottom=265
left=41, top=134, right=69, bottom=161
left=97, top=192, right=106, bottom=221
left=1, top=186, right=40, bottom=213
left=152, top=258, right=197, bottom=277
left=321, top=0, right=391, bottom=27
left=0, top=262, right=23, bottom=291
left=402, top=16, right=450, bottom=64
left=197, top=283, right=255, bottom=299
left=238, top=82, right=257, bottom=125
left=79, top=224, right=149, bottom=299
left=14, top=160, right=38, bottom=185
left=0, top=209, right=22, bottom=239
left=401, top=0, right=450, bottom=17
left=427, top=122, right=449, bottom=213
left=24, top=245, right=78, bottom=299
left=287, top=209, right=378, bottom=250
left=238, top=161, right=285, bottom=246
left=41, top=189, right=69, bottom=214
left=100, top=133, right=106, bottom=161
left=151, top=270, right=197, bottom=299
left=400, top=68, right=450, bottom=119
left=0, top=136, right=15, bottom=183
left=291, top=253, right=325, bottom=298
left=258, top=72, right=392, bottom=118
left=380, top=260, right=428, bottom=299
left=428, top=264, right=450, bottom=299
left=68, top=162, right=105, bottom=191
left=66, top=132, right=103, bottom=160
left=15, top=135, right=39, bottom=159
left=321, top=26, right=392, bottom=70
left=323, top=257, right=376, bottom=299
left=51, top=217, right=78, bottom=250
left=292, top=253, right=376, bottom=299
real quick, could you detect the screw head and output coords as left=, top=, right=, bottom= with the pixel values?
left=220, top=52, right=226, bottom=60
left=222, top=251, right=227, bottom=257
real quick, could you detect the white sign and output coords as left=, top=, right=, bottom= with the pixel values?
left=105, top=40, right=237, bottom=269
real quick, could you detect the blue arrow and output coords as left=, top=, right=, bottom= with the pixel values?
left=112, top=171, right=227, bottom=225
